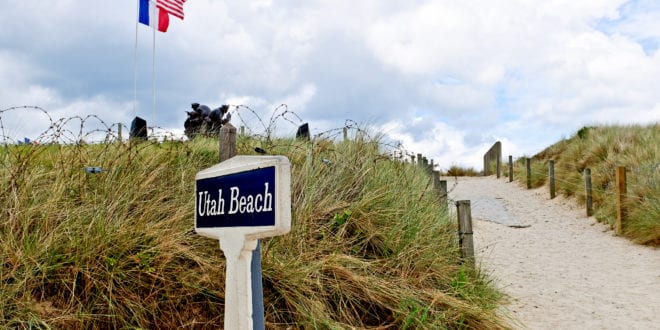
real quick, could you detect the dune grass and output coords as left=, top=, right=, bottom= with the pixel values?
left=1, top=133, right=504, bottom=328
left=511, top=124, right=659, bottom=245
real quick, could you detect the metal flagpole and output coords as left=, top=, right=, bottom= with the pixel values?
left=133, top=0, right=140, bottom=120
left=151, top=3, right=157, bottom=129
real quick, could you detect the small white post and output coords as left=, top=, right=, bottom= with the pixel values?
left=219, top=236, right=258, bottom=329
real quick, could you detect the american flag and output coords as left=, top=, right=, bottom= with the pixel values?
left=156, top=0, right=186, bottom=20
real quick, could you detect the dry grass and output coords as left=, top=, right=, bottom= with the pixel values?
left=1, top=134, right=505, bottom=328
left=512, top=124, right=659, bottom=245
left=444, top=165, right=481, bottom=177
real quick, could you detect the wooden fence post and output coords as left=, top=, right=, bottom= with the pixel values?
left=218, top=124, right=237, bottom=162
left=433, top=171, right=448, bottom=212
left=343, top=127, right=348, bottom=141
left=526, top=158, right=532, bottom=189
left=508, top=155, right=513, bottom=183
left=417, top=154, right=423, bottom=167
left=240, top=126, right=245, bottom=136
left=496, top=153, right=501, bottom=178
left=585, top=168, right=593, bottom=217
left=440, top=180, right=448, bottom=212
left=118, top=123, right=123, bottom=142
left=615, top=166, right=627, bottom=235
left=456, top=200, right=475, bottom=264
left=549, top=160, right=556, bottom=199
left=218, top=122, right=264, bottom=329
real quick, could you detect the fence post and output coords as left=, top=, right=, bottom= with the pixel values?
left=417, top=154, right=423, bottom=167
left=496, top=153, right=501, bottom=178
left=456, top=201, right=475, bottom=264
left=508, top=155, right=513, bottom=182
left=240, top=126, right=245, bottom=136
left=343, top=127, right=348, bottom=141
left=615, top=166, right=627, bottom=235
left=585, top=168, right=593, bottom=217
left=219, top=122, right=265, bottom=329
left=526, top=158, right=532, bottom=189
left=549, top=160, right=556, bottom=199
left=433, top=171, right=448, bottom=211
left=118, top=123, right=123, bottom=142
left=218, top=124, right=237, bottom=162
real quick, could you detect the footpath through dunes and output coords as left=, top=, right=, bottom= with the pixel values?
left=447, top=176, right=660, bottom=330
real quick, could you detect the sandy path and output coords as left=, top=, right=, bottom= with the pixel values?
left=446, top=176, right=660, bottom=330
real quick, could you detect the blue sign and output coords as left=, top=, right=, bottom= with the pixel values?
left=196, top=166, right=276, bottom=228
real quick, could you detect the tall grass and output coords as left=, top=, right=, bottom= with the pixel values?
left=512, top=124, right=659, bottom=245
left=1, top=134, right=504, bottom=328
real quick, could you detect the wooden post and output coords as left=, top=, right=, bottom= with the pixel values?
left=526, top=158, right=532, bottom=189
left=440, top=180, right=448, bottom=212
left=508, top=155, right=513, bottom=182
left=410, top=155, right=415, bottom=164
left=417, top=154, right=423, bottom=167
left=218, top=122, right=265, bottom=329
left=585, top=168, right=593, bottom=217
left=240, top=126, right=245, bottom=136
left=496, top=153, right=501, bottom=178
left=615, top=166, right=626, bottom=235
left=118, top=123, right=123, bottom=142
left=456, top=200, right=474, bottom=264
left=549, top=160, right=556, bottom=199
left=343, top=127, right=348, bottom=141
left=432, top=172, right=448, bottom=212
left=218, top=124, right=237, bottom=162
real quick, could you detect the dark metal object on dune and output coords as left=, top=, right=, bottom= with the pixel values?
left=130, top=116, right=148, bottom=141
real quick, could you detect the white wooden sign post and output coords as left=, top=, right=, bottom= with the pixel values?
left=195, top=156, right=291, bottom=329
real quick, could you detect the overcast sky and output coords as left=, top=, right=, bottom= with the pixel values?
left=1, top=0, right=659, bottom=169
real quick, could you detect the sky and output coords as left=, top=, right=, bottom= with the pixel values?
left=1, top=0, right=659, bottom=169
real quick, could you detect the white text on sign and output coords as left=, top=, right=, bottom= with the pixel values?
left=197, top=182, right=274, bottom=216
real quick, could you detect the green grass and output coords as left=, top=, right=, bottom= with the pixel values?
left=512, top=124, right=660, bottom=245
left=1, top=134, right=505, bottom=328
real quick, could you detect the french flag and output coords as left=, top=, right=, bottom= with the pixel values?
left=139, top=0, right=170, bottom=32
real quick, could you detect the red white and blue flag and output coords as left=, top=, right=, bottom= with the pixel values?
left=139, top=0, right=186, bottom=32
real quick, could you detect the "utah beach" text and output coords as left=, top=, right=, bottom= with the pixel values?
left=197, top=182, right=273, bottom=216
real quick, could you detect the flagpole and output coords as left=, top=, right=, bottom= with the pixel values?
left=152, top=6, right=157, bottom=129
left=133, top=0, right=140, bottom=121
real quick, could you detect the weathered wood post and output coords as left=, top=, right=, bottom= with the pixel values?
left=417, top=154, right=423, bottom=167
left=118, top=123, right=123, bottom=142
left=615, top=166, right=627, bottom=235
left=584, top=168, right=593, bottom=217
left=496, top=153, right=501, bottom=178
left=240, top=126, right=245, bottom=136
left=456, top=201, right=475, bottom=264
left=526, top=158, right=532, bottom=189
left=549, top=160, right=556, bottom=199
left=219, top=123, right=237, bottom=162
left=433, top=172, right=448, bottom=212
left=343, top=127, right=348, bottom=141
left=217, top=122, right=265, bottom=329
left=440, top=180, right=448, bottom=212
left=508, top=155, right=513, bottom=183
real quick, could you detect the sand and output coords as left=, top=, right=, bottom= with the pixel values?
left=446, top=176, right=660, bottom=330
